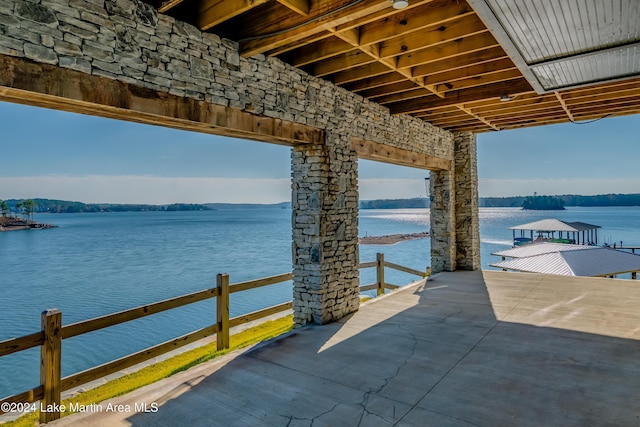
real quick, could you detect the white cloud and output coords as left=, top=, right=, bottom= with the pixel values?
left=0, top=176, right=291, bottom=204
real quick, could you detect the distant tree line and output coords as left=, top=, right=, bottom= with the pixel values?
left=2, top=199, right=211, bottom=213
left=360, top=198, right=429, bottom=209
left=360, top=193, right=640, bottom=209
left=1, top=198, right=37, bottom=220
left=481, top=193, right=640, bottom=208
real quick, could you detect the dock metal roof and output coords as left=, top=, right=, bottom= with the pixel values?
left=510, top=219, right=601, bottom=232
left=145, top=0, right=640, bottom=133
left=490, top=247, right=640, bottom=277
left=492, top=242, right=599, bottom=259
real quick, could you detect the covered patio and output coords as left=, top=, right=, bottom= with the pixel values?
left=51, top=270, right=640, bottom=426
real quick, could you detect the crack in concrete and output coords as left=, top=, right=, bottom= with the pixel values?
left=353, top=324, right=420, bottom=426
left=280, top=401, right=343, bottom=427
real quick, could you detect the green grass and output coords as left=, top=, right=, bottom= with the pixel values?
left=3, top=315, right=293, bottom=426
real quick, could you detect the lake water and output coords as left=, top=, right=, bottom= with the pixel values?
left=2, top=206, right=640, bottom=397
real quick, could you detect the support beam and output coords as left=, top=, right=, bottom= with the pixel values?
left=0, top=55, right=323, bottom=147
left=351, top=138, right=451, bottom=171
left=240, top=1, right=390, bottom=57
left=457, top=105, right=499, bottom=131
left=276, top=0, right=309, bottom=15
left=554, top=91, right=575, bottom=122
left=388, top=78, right=534, bottom=114
left=198, top=0, right=269, bottom=31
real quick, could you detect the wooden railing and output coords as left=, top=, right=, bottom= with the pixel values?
left=0, top=254, right=427, bottom=423
left=0, top=272, right=293, bottom=423
left=359, top=252, right=430, bottom=296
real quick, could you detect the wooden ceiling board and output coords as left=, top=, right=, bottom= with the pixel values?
left=141, top=0, right=640, bottom=133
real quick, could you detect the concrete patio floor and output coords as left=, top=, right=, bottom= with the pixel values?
left=51, top=270, right=640, bottom=426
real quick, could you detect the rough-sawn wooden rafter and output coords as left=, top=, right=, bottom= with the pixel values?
left=143, top=0, right=640, bottom=133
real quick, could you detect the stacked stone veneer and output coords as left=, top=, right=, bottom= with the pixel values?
left=430, top=132, right=480, bottom=273
left=454, top=133, right=480, bottom=271
left=0, top=0, right=479, bottom=325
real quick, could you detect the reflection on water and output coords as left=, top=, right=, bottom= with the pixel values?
left=2, top=206, right=639, bottom=397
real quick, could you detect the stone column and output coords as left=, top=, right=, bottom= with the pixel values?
left=430, top=132, right=480, bottom=272
left=291, top=132, right=360, bottom=327
left=430, top=168, right=456, bottom=273
left=454, top=132, right=481, bottom=270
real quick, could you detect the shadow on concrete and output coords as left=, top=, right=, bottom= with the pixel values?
left=59, top=271, right=640, bottom=426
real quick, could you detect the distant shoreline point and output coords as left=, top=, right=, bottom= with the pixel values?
left=359, top=231, right=429, bottom=245
left=0, top=217, right=57, bottom=232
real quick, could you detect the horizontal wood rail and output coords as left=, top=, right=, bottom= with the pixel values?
left=62, top=288, right=219, bottom=339
left=0, top=331, right=44, bottom=357
left=1, top=254, right=426, bottom=423
left=359, top=252, right=430, bottom=296
left=0, top=271, right=293, bottom=423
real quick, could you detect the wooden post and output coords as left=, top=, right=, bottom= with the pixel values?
left=376, top=253, right=385, bottom=296
left=216, top=273, right=230, bottom=351
left=40, top=309, right=62, bottom=424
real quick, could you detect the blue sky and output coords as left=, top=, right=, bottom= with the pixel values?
left=1, top=101, right=639, bottom=203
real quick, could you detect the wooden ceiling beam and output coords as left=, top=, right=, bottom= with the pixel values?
left=332, top=0, right=436, bottom=33
left=0, top=54, right=323, bottom=147
left=197, top=0, right=268, bottom=31
left=463, top=91, right=554, bottom=109
left=276, top=0, right=309, bottom=15
left=423, top=58, right=515, bottom=86
left=427, top=113, right=483, bottom=125
left=379, top=14, right=487, bottom=59
left=471, top=100, right=561, bottom=117
left=396, top=32, right=498, bottom=70
left=434, top=69, right=522, bottom=93
left=388, top=78, right=533, bottom=114
left=559, top=78, right=640, bottom=99
left=283, top=0, right=477, bottom=67
left=449, top=125, right=493, bottom=133
left=344, top=72, right=406, bottom=92
left=374, top=88, right=435, bottom=105
left=269, top=0, right=437, bottom=57
left=412, top=46, right=507, bottom=78
left=239, top=1, right=391, bottom=57
left=158, top=0, right=185, bottom=13
left=483, top=106, right=566, bottom=121
left=563, top=87, right=640, bottom=105
left=415, top=110, right=469, bottom=121
left=499, top=118, right=569, bottom=130
left=489, top=109, right=568, bottom=124
left=432, top=119, right=485, bottom=129
left=312, top=51, right=378, bottom=77
left=351, top=137, right=451, bottom=171
left=323, top=24, right=445, bottom=100
left=360, top=0, right=475, bottom=46
left=570, top=100, right=640, bottom=115
left=288, top=37, right=356, bottom=67
left=457, top=105, right=499, bottom=130
left=554, top=91, right=575, bottom=122
left=332, top=62, right=392, bottom=85
left=360, top=81, right=421, bottom=99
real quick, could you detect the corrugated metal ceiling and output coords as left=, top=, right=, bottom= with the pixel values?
left=471, top=0, right=640, bottom=92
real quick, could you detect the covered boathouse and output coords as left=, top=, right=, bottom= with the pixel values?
left=1, top=0, right=640, bottom=425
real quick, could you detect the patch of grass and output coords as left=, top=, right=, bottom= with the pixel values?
left=3, top=315, right=293, bottom=426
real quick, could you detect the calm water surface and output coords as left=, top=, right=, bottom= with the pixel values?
left=1, top=206, right=639, bottom=396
